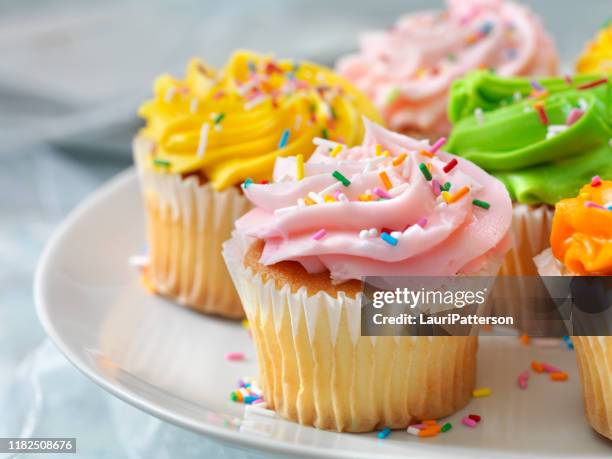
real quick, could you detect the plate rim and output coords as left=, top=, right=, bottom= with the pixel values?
left=33, top=168, right=584, bottom=459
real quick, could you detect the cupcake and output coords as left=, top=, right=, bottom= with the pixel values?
left=223, top=119, right=512, bottom=431
left=336, top=0, right=558, bottom=139
left=534, top=180, right=612, bottom=440
left=576, top=21, right=612, bottom=74
left=135, top=50, right=381, bottom=318
left=447, top=71, right=612, bottom=280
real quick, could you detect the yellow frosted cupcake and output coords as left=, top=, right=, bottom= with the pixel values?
left=224, top=120, right=513, bottom=431
left=577, top=21, right=612, bottom=74
left=135, top=50, right=381, bottom=318
left=534, top=179, right=612, bottom=440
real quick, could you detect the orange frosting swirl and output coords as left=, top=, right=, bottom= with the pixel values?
left=550, top=180, right=612, bottom=275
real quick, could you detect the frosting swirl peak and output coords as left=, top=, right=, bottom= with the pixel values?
left=336, top=0, right=558, bottom=135
left=139, top=50, right=381, bottom=190
left=236, top=119, right=512, bottom=282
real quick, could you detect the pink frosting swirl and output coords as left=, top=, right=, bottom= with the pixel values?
left=236, top=119, right=512, bottom=282
left=336, top=0, right=558, bottom=134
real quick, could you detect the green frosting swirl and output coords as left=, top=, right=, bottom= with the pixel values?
left=447, top=71, right=612, bottom=205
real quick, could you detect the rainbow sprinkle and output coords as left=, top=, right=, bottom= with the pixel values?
left=332, top=170, right=350, bottom=186
left=330, top=145, right=343, bottom=157
left=419, top=163, right=432, bottom=181
left=472, top=199, right=490, bottom=209
left=377, top=427, right=391, bottom=439
left=577, top=77, right=608, bottom=90
left=392, top=153, right=407, bottom=166
left=379, top=171, right=393, bottom=189
left=591, top=175, right=602, bottom=187
left=225, top=352, right=246, bottom=362
left=242, top=178, right=253, bottom=189
left=296, top=154, right=304, bottom=180
left=381, top=232, right=398, bottom=246
left=443, top=186, right=469, bottom=204
left=213, top=112, right=225, bottom=124
left=153, top=158, right=171, bottom=167
left=443, top=158, right=458, bottom=173
left=534, top=102, right=549, bottom=125
left=472, top=387, right=492, bottom=398
left=373, top=187, right=391, bottom=199
left=278, top=129, right=290, bottom=148
left=566, top=108, right=584, bottom=126
left=429, top=137, right=447, bottom=154
left=462, top=417, right=478, bottom=428
left=312, top=229, right=327, bottom=240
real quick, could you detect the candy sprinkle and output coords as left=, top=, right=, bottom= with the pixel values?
left=432, top=179, right=441, bottom=197
left=381, top=232, right=398, bottom=246
left=445, top=186, right=470, bottom=204
left=296, top=154, right=304, bottom=180
left=330, top=145, right=343, bottom=157
left=468, top=414, right=481, bottom=423
left=332, top=170, right=351, bottom=186
left=373, top=187, right=391, bottom=199
left=419, top=428, right=440, bottom=438
left=419, top=163, right=432, bottom=181
left=534, top=102, right=549, bottom=125
left=392, top=153, right=407, bottom=166
left=591, top=175, right=602, bottom=187
left=472, top=387, right=492, bottom=398
left=472, top=199, right=490, bottom=210
left=531, top=361, right=544, bottom=373
left=153, top=158, right=171, bottom=167
left=242, top=178, right=253, bottom=189
left=550, top=372, right=568, bottom=381
left=377, top=427, right=391, bottom=439
left=312, top=229, right=327, bottom=240
left=577, top=77, right=608, bottom=90
left=379, top=171, right=393, bottom=189
left=441, top=422, right=452, bottom=433
left=416, top=217, right=428, bottom=228
left=430, top=137, right=447, bottom=154
left=278, top=129, right=290, bottom=148
left=213, top=112, right=225, bottom=124
left=197, top=123, right=210, bottom=158
left=443, top=158, right=458, bottom=173
left=541, top=362, right=562, bottom=373
left=225, top=352, right=246, bottom=362
left=462, top=417, right=478, bottom=428
left=566, top=108, right=584, bottom=126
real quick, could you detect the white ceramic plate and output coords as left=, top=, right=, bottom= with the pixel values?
left=35, top=169, right=611, bottom=458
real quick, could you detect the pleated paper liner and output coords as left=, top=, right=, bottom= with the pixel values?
left=574, top=337, right=612, bottom=440
left=134, top=137, right=250, bottom=319
left=223, top=234, right=480, bottom=432
left=494, top=203, right=554, bottom=330
left=535, top=250, right=612, bottom=440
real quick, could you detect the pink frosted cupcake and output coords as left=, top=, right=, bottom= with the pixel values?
left=223, top=119, right=512, bottom=432
left=336, top=0, right=558, bottom=138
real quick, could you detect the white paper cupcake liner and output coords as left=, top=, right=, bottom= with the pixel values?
left=134, top=137, right=251, bottom=318
left=223, top=233, right=482, bottom=432
left=534, top=248, right=612, bottom=440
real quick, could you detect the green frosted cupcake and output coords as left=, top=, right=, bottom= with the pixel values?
left=447, top=71, right=611, bottom=278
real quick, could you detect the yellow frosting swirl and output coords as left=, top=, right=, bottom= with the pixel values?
left=576, top=22, right=612, bottom=74
left=138, top=50, right=382, bottom=191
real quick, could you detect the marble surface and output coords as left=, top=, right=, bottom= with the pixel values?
left=0, top=1, right=610, bottom=457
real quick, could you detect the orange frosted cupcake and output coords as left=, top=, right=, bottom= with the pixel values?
left=535, top=178, right=612, bottom=440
